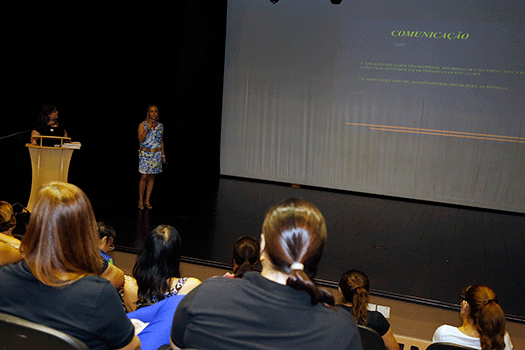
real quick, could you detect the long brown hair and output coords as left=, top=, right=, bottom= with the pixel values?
left=463, top=285, right=506, bottom=350
left=262, top=198, right=333, bottom=305
left=20, top=182, right=101, bottom=287
left=339, top=270, right=370, bottom=325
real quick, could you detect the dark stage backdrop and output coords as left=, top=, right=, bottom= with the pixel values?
left=220, top=0, right=525, bottom=213
left=2, top=1, right=226, bottom=206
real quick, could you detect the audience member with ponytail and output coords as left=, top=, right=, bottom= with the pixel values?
left=223, top=236, right=260, bottom=278
left=338, top=270, right=400, bottom=350
left=432, top=284, right=513, bottom=350
left=170, top=198, right=363, bottom=350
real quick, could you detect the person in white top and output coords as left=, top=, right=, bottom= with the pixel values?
left=432, top=284, right=513, bottom=350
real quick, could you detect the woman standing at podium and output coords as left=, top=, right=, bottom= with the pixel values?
left=138, top=105, right=166, bottom=210
left=30, top=105, right=68, bottom=146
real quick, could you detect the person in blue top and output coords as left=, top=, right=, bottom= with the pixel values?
left=98, top=221, right=116, bottom=264
left=138, top=105, right=166, bottom=209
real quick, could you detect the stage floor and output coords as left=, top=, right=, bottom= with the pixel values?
left=93, top=175, right=525, bottom=322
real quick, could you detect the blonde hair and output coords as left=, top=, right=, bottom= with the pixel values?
left=0, top=201, right=16, bottom=233
left=20, top=182, right=101, bottom=287
left=146, top=105, right=159, bottom=121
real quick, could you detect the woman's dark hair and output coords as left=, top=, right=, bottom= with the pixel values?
left=462, top=285, right=506, bottom=350
left=262, top=198, right=333, bottom=305
left=133, top=225, right=181, bottom=305
left=39, top=104, right=56, bottom=124
left=97, top=221, right=116, bottom=241
left=339, top=270, right=370, bottom=325
left=232, top=236, right=260, bottom=278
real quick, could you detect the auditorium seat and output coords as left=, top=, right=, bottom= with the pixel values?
left=358, top=324, right=386, bottom=350
left=0, top=312, right=89, bottom=350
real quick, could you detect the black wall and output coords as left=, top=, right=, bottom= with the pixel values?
left=3, top=1, right=227, bottom=206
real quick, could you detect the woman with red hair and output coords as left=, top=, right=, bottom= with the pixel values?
left=432, top=284, right=513, bottom=350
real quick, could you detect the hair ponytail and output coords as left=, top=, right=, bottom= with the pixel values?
left=464, top=285, right=506, bottom=350
left=339, top=270, right=370, bottom=325
left=263, top=198, right=331, bottom=305
left=352, top=286, right=369, bottom=325
left=287, top=268, right=334, bottom=305
left=234, top=260, right=254, bottom=279
left=232, top=236, right=260, bottom=278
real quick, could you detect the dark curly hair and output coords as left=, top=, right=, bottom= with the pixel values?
left=39, top=105, right=56, bottom=124
left=339, top=269, right=370, bottom=325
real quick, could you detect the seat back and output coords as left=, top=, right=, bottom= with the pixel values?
left=0, top=312, right=89, bottom=350
left=426, top=343, right=478, bottom=350
left=358, top=324, right=386, bottom=350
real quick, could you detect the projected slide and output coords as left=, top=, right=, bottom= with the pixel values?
left=348, top=18, right=523, bottom=138
left=220, top=1, right=525, bottom=213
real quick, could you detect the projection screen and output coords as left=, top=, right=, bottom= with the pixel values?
left=220, top=0, right=525, bottom=213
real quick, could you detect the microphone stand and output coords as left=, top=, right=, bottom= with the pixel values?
left=0, top=124, right=49, bottom=141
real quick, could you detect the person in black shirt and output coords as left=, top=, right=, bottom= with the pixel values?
left=170, top=198, right=363, bottom=350
left=338, top=269, right=400, bottom=350
left=31, top=105, right=68, bottom=146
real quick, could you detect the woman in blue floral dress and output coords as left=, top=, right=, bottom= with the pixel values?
left=138, top=105, right=166, bottom=209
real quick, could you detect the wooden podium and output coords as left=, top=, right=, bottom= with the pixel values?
left=25, top=136, right=77, bottom=212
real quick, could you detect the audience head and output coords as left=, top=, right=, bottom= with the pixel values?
left=20, top=182, right=101, bottom=286
left=261, top=197, right=333, bottom=305
left=461, top=284, right=506, bottom=350
left=39, top=104, right=57, bottom=124
left=133, top=225, right=182, bottom=304
left=97, top=221, right=116, bottom=253
left=0, top=201, right=16, bottom=234
left=339, top=269, right=370, bottom=325
left=231, top=236, right=260, bottom=278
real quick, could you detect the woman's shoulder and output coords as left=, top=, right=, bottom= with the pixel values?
left=184, top=276, right=201, bottom=285
left=174, top=276, right=202, bottom=295
left=433, top=324, right=458, bottom=335
left=77, top=273, right=116, bottom=290
left=432, top=324, right=464, bottom=343
left=176, top=276, right=201, bottom=287
left=365, top=310, right=391, bottom=335
left=504, top=332, right=513, bottom=350
left=438, top=324, right=459, bottom=331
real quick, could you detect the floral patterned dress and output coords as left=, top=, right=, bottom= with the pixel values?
left=138, top=122, right=163, bottom=174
